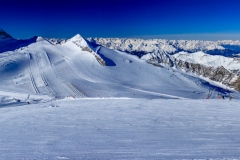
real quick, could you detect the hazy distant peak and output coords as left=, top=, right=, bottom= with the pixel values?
left=36, top=36, right=45, bottom=42
left=0, top=28, right=13, bottom=39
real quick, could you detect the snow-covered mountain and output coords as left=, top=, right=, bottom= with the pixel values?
left=89, top=38, right=240, bottom=90
left=0, top=29, right=240, bottom=103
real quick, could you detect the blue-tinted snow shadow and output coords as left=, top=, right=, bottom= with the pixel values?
left=0, top=102, right=29, bottom=108
left=0, top=36, right=37, bottom=53
left=199, top=79, right=232, bottom=94
left=97, top=51, right=116, bottom=66
left=87, top=40, right=116, bottom=66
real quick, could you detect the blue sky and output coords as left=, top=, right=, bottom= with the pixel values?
left=1, top=0, right=240, bottom=40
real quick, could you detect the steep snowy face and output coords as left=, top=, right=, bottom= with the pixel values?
left=69, top=34, right=89, bottom=48
left=0, top=29, right=13, bottom=39
left=63, top=34, right=107, bottom=66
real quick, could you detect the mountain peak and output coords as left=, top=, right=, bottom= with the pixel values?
left=0, top=28, right=13, bottom=39
left=70, top=34, right=84, bottom=40
left=69, top=34, right=88, bottom=47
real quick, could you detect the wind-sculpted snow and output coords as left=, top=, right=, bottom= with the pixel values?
left=1, top=98, right=240, bottom=159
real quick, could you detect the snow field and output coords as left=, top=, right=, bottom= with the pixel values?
left=1, top=98, right=240, bottom=159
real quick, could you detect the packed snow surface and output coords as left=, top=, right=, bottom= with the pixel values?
left=1, top=98, right=240, bottom=160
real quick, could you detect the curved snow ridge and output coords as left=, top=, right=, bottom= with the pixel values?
left=174, top=51, right=240, bottom=70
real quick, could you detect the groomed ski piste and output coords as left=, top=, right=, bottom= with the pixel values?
left=1, top=34, right=240, bottom=159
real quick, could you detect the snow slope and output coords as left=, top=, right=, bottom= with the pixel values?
left=1, top=98, right=240, bottom=159
left=1, top=34, right=233, bottom=101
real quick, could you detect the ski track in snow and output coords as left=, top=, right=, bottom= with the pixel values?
left=27, top=46, right=87, bottom=99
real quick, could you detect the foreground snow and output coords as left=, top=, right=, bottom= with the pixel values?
left=1, top=98, right=240, bottom=160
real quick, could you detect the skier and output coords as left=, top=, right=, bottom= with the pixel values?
left=229, top=95, right=233, bottom=100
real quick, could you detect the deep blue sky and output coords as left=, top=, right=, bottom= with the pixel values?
left=1, top=0, right=240, bottom=40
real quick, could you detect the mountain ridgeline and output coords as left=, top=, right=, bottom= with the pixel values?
left=0, top=29, right=13, bottom=39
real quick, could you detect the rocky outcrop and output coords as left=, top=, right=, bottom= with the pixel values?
left=232, top=77, right=240, bottom=91
left=174, top=59, right=237, bottom=86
